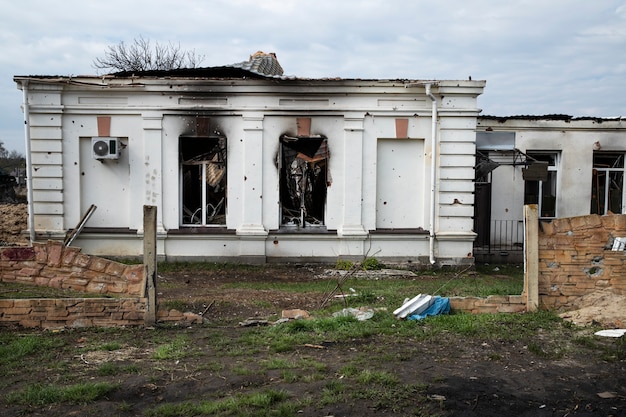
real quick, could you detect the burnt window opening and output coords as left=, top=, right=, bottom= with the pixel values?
left=180, top=135, right=227, bottom=226
left=279, top=134, right=328, bottom=228
left=523, top=152, right=559, bottom=219
left=591, top=152, right=624, bottom=215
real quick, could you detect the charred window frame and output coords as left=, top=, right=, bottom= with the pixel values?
left=279, top=134, right=328, bottom=228
left=180, top=135, right=227, bottom=226
left=591, top=152, right=624, bottom=215
left=523, top=152, right=559, bottom=219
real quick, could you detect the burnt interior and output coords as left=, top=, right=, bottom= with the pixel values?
left=180, top=135, right=227, bottom=225
left=279, top=134, right=328, bottom=228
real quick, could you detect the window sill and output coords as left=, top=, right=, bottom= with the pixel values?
left=77, top=227, right=138, bottom=234
left=270, top=227, right=332, bottom=234
left=370, top=228, right=429, bottom=234
left=169, top=227, right=234, bottom=235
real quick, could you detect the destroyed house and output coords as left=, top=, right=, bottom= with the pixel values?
left=474, top=115, right=626, bottom=262
left=14, top=52, right=485, bottom=265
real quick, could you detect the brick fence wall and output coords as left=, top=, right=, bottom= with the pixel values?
left=4, top=213, right=625, bottom=327
left=537, top=213, right=626, bottom=309
left=449, top=294, right=527, bottom=314
left=0, top=240, right=202, bottom=328
left=450, top=213, right=626, bottom=314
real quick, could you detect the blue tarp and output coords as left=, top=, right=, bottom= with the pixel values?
left=407, top=296, right=450, bottom=320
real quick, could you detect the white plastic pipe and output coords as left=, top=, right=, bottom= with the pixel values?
left=21, top=80, right=36, bottom=244
left=425, top=84, right=438, bottom=265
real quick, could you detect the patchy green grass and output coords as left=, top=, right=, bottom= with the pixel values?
left=153, top=334, right=192, bottom=360
left=156, top=261, right=265, bottom=274
left=145, top=389, right=293, bottom=417
left=0, top=262, right=619, bottom=417
left=6, top=382, right=118, bottom=406
left=0, top=333, right=66, bottom=374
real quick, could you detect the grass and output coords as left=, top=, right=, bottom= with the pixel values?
left=156, top=261, right=265, bottom=274
left=153, top=334, right=192, bottom=360
left=0, top=333, right=66, bottom=372
left=6, top=382, right=118, bottom=406
left=0, top=262, right=616, bottom=416
left=218, top=265, right=524, bottom=308
left=144, top=389, right=293, bottom=417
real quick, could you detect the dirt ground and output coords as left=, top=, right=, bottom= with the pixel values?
left=0, top=203, right=28, bottom=246
left=1, top=203, right=625, bottom=416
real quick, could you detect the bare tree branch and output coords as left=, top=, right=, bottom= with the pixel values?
left=92, top=36, right=205, bottom=73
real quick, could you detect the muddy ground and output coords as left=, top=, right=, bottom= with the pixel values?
left=1, top=203, right=625, bottom=416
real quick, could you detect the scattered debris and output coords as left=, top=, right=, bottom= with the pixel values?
left=612, top=237, right=626, bottom=251
left=334, top=287, right=357, bottom=299
left=559, top=289, right=626, bottom=327
left=594, top=329, right=626, bottom=338
left=394, top=294, right=434, bottom=319
left=238, top=318, right=269, bottom=327
left=325, top=268, right=417, bottom=278
left=332, top=307, right=375, bottom=321
left=303, top=343, right=327, bottom=349
left=281, top=309, right=310, bottom=320
left=597, top=391, right=618, bottom=399
left=394, top=294, right=450, bottom=320
left=200, top=300, right=215, bottom=316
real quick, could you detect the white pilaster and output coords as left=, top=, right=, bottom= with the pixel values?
left=139, top=112, right=165, bottom=234
left=237, top=113, right=268, bottom=236
left=338, top=115, right=367, bottom=237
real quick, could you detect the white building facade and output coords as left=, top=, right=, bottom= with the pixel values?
left=15, top=60, right=485, bottom=265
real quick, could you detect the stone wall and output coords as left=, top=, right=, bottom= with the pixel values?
left=0, top=240, right=202, bottom=328
left=538, top=213, right=626, bottom=309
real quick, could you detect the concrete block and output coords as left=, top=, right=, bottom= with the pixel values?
left=497, top=304, right=526, bottom=313
left=485, top=295, right=508, bottom=305
left=104, top=262, right=126, bottom=277
left=89, top=257, right=109, bottom=273
left=18, top=319, right=42, bottom=328
left=552, top=218, right=572, bottom=233
left=61, top=247, right=80, bottom=265
left=46, top=241, right=63, bottom=267
left=123, top=264, right=145, bottom=283
left=33, top=243, right=47, bottom=263
left=73, top=253, right=91, bottom=268
left=282, top=309, right=310, bottom=320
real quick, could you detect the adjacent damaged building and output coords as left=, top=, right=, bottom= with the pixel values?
left=474, top=115, right=626, bottom=262
left=14, top=52, right=485, bottom=265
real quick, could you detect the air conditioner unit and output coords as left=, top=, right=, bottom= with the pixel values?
left=92, top=137, right=120, bottom=160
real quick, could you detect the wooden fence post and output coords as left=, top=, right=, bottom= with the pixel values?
left=524, top=204, right=539, bottom=312
left=144, top=205, right=157, bottom=326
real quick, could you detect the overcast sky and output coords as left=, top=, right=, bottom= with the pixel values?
left=1, top=0, right=625, bottom=153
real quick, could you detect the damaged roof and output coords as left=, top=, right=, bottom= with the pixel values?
left=228, top=51, right=284, bottom=77
left=479, top=114, right=625, bottom=123
left=111, top=51, right=285, bottom=79
left=14, top=51, right=485, bottom=91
